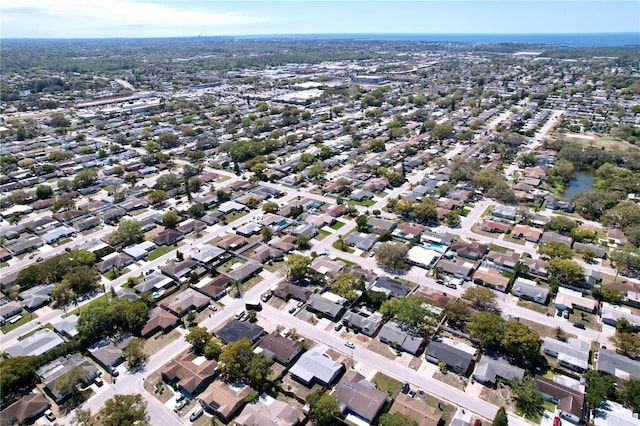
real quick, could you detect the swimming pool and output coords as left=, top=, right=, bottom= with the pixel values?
left=428, top=242, right=446, bottom=252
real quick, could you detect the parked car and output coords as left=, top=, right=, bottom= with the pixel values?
left=189, top=406, right=204, bottom=422
left=94, top=377, right=103, bottom=387
left=474, top=420, right=482, bottom=426
left=553, top=416, right=562, bottom=426
left=400, top=383, right=410, bottom=394
left=44, top=410, right=56, bottom=421
left=344, top=341, right=355, bottom=349
left=208, top=305, right=217, bottom=311
left=174, top=399, right=187, bottom=412
left=334, top=323, right=343, bottom=331
left=289, top=306, right=297, bottom=314
left=573, top=322, right=586, bottom=329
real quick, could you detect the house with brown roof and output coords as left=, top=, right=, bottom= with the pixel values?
left=0, top=392, right=50, bottom=425
left=486, top=250, right=521, bottom=272
left=523, top=258, right=548, bottom=277
left=390, top=393, right=442, bottom=426
left=392, top=222, right=424, bottom=241
left=161, top=351, right=218, bottom=398
left=226, top=261, right=263, bottom=283
left=195, top=274, right=231, bottom=300
left=273, top=282, right=315, bottom=302
left=310, top=255, right=345, bottom=276
left=472, top=269, right=510, bottom=292
left=437, top=197, right=464, bottom=211
left=164, top=288, right=210, bottom=317
left=326, top=204, right=348, bottom=217
left=270, top=235, right=297, bottom=252
left=140, top=308, right=180, bottom=338
left=153, top=228, right=185, bottom=245
left=449, top=241, right=488, bottom=260
left=366, top=217, right=397, bottom=234
left=534, top=376, right=586, bottom=423
left=540, top=231, right=572, bottom=246
left=235, top=394, right=302, bottom=426
left=161, top=259, right=197, bottom=282
left=336, top=370, right=387, bottom=424
left=198, top=380, right=252, bottom=422
left=250, top=245, right=284, bottom=264
left=258, top=331, right=302, bottom=365
left=480, top=220, right=510, bottom=234
left=511, top=224, right=543, bottom=242
left=216, top=234, right=248, bottom=250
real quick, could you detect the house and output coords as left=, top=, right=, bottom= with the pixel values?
left=472, top=269, right=510, bottom=293
left=134, top=271, right=174, bottom=293
left=597, top=348, right=640, bottom=380
left=310, top=255, right=345, bottom=276
left=492, top=204, right=517, bottom=220
left=6, top=329, right=64, bottom=358
left=601, top=302, right=640, bottom=330
left=215, top=319, right=264, bottom=344
left=198, top=380, right=252, bottom=422
left=392, top=223, right=424, bottom=241
left=473, top=355, right=525, bottom=387
left=606, top=228, right=628, bottom=246
left=341, top=232, right=376, bottom=251
left=273, top=282, right=315, bottom=302
left=546, top=196, right=574, bottom=213
left=341, top=309, right=384, bottom=337
left=195, top=274, right=231, bottom=300
left=436, top=259, right=474, bottom=281
left=390, top=393, right=442, bottom=426
left=226, top=261, right=263, bottom=282
left=306, top=293, right=346, bottom=322
left=250, top=245, right=284, bottom=264
left=0, top=300, right=22, bottom=323
left=437, top=197, right=464, bottom=211
left=290, top=223, right=318, bottom=239
left=258, top=331, right=302, bottom=365
left=555, top=287, right=597, bottom=313
left=523, top=258, right=548, bottom=277
left=96, top=253, right=134, bottom=273
left=153, top=228, right=185, bottom=245
left=336, top=370, right=387, bottom=424
left=270, top=235, right=297, bottom=253
left=573, top=242, right=606, bottom=259
left=235, top=222, right=262, bottom=237
left=534, top=376, right=586, bottom=423
left=485, top=250, right=521, bottom=271
left=288, top=346, right=343, bottom=386
left=378, top=320, right=426, bottom=355
left=512, top=278, right=549, bottom=304
left=89, top=335, right=133, bottom=372
left=162, top=351, right=218, bottom=398
left=540, top=231, right=572, bottom=246
left=165, top=288, right=210, bottom=317
left=161, top=259, right=197, bottom=282
left=0, top=392, right=50, bottom=425
left=326, top=204, right=348, bottom=217
left=369, top=276, right=411, bottom=298
left=50, top=314, right=79, bottom=338
left=449, top=241, right=488, bottom=260
left=425, top=338, right=475, bottom=375
left=235, top=394, right=302, bottom=426
left=305, top=213, right=334, bottom=228
left=189, top=245, right=227, bottom=266
left=140, top=308, right=179, bottom=338
left=216, top=233, right=248, bottom=250
left=593, top=400, right=639, bottom=426
left=176, top=219, right=206, bottom=235
left=42, top=225, right=76, bottom=244
left=38, top=354, right=99, bottom=402
left=351, top=190, right=375, bottom=201
left=405, top=246, right=440, bottom=269
left=218, top=200, right=246, bottom=214
left=480, top=220, right=510, bottom=234
left=543, top=337, right=590, bottom=372
left=366, top=217, right=397, bottom=234
left=122, top=240, right=156, bottom=260
left=18, top=284, right=55, bottom=311
left=511, top=224, right=542, bottom=242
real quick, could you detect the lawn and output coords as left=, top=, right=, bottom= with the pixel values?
left=568, top=310, right=602, bottom=331
left=64, top=293, right=108, bottom=318
left=419, top=393, right=455, bottom=425
left=330, top=221, right=346, bottom=230
left=335, top=257, right=356, bottom=267
left=1, top=311, right=37, bottom=334
left=346, top=199, right=376, bottom=207
left=503, top=234, right=526, bottom=245
left=371, top=372, right=403, bottom=397
left=224, top=211, right=248, bottom=222
left=148, top=245, right=174, bottom=261
left=332, top=240, right=355, bottom=253
left=488, top=243, right=511, bottom=253
left=17, top=323, right=53, bottom=341
left=318, top=229, right=331, bottom=236
left=143, top=328, right=182, bottom=357
left=517, top=299, right=552, bottom=315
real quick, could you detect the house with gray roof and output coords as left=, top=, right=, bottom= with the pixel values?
left=344, top=232, right=378, bottom=251
left=165, top=288, right=210, bottom=317
left=289, top=346, right=343, bottom=386
left=218, top=201, right=246, bottom=214
left=425, top=339, right=475, bottom=375
left=135, top=271, right=174, bottom=293
left=216, top=319, right=264, bottom=344
left=369, top=276, right=411, bottom=298
left=473, top=355, right=525, bottom=386
left=6, top=329, right=64, bottom=358
left=436, top=259, right=475, bottom=281
left=89, top=335, right=133, bottom=372
left=122, top=240, right=156, bottom=260
left=543, top=337, right=590, bottom=372
left=19, top=283, right=55, bottom=311
left=512, top=277, right=549, bottom=305
left=492, top=204, right=517, bottom=220
left=0, top=301, right=22, bottom=323
left=161, top=259, right=197, bottom=282
left=38, top=354, right=98, bottom=402
left=189, top=245, right=226, bottom=266
left=336, top=370, right=387, bottom=424
left=378, top=320, right=425, bottom=355
left=573, top=242, right=606, bottom=259
left=226, top=261, right=263, bottom=283
left=597, top=348, right=640, bottom=380
left=540, top=231, right=572, bottom=246
left=50, top=314, right=79, bottom=338
left=306, top=293, right=346, bottom=322
left=342, top=309, right=384, bottom=337
left=601, top=302, right=640, bottom=330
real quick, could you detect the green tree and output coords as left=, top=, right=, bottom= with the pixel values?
left=548, top=258, right=584, bottom=285
left=379, top=412, right=418, bottom=426
left=381, top=295, right=432, bottom=327
left=162, top=211, right=180, bottom=229
left=332, top=273, right=364, bottom=302
left=509, top=376, right=544, bottom=419
left=413, top=200, right=438, bottom=223
left=369, top=138, right=386, bottom=152
left=618, top=379, right=640, bottom=413
left=609, top=329, right=640, bottom=360
left=463, top=286, right=498, bottom=311
left=71, top=408, right=92, bottom=426
left=297, top=234, right=311, bottom=250
left=492, top=407, right=509, bottom=426
left=306, top=390, right=340, bottom=425
left=147, top=189, right=168, bottom=205
left=123, top=338, right=147, bottom=370
left=285, top=254, right=311, bottom=281
left=544, top=216, right=579, bottom=236
left=51, top=198, right=76, bottom=213
left=432, top=122, right=454, bottom=140
left=100, top=394, right=149, bottom=426
left=501, top=322, right=541, bottom=361
left=468, top=312, right=505, bottom=349
left=584, top=370, right=616, bottom=413
left=218, top=338, right=272, bottom=390
left=77, top=298, right=148, bottom=345
left=155, top=173, right=181, bottom=191
left=538, top=242, right=574, bottom=259
left=36, top=184, right=54, bottom=199
left=262, top=201, right=279, bottom=214
left=109, top=219, right=144, bottom=246
left=203, top=337, right=224, bottom=360
left=355, top=215, right=370, bottom=232
left=611, top=245, right=640, bottom=277
left=73, top=168, right=98, bottom=189
left=444, top=298, right=470, bottom=329
left=0, top=356, right=38, bottom=405
left=57, top=365, right=88, bottom=399
left=261, top=226, right=273, bottom=243
left=375, top=242, right=409, bottom=272
left=157, top=132, right=178, bottom=148
left=185, top=327, right=212, bottom=355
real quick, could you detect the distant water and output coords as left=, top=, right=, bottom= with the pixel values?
left=564, top=171, right=595, bottom=198
left=250, top=32, right=640, bottom=47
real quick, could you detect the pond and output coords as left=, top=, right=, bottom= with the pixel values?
left=564, top=170, right=595, bottom=198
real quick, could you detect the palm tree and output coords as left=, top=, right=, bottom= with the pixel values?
left=555, top=326, right=566, bottom=341
left=338, top=234, right=345, bottom=251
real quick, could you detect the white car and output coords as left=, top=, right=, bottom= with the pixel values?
left=174, top=399, right=187, bottom=412
left=344, top=341, right=355, bottom=349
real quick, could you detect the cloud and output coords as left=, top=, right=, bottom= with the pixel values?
left=1, top=0, right=269, bottom=38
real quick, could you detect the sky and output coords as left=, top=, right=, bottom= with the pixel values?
left=1, top=0, right=639, bottom=39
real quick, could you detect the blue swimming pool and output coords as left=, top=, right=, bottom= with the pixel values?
left=429, top=242, right=446, bottom=252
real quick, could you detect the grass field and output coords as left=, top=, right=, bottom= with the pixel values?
left=330, top=221, right=346, bottom=230
left=371, top=372, right=403, bottom=397
left=148, top=245, right=174, bottom=261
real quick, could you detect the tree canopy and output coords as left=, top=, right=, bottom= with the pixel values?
left=77, top=297, right=149, bottom=345
left=375, top=242, right=409, bottom=272
left=100, top=394, right=149, bottom=426
left=109, top=219, right=144, bottom=246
